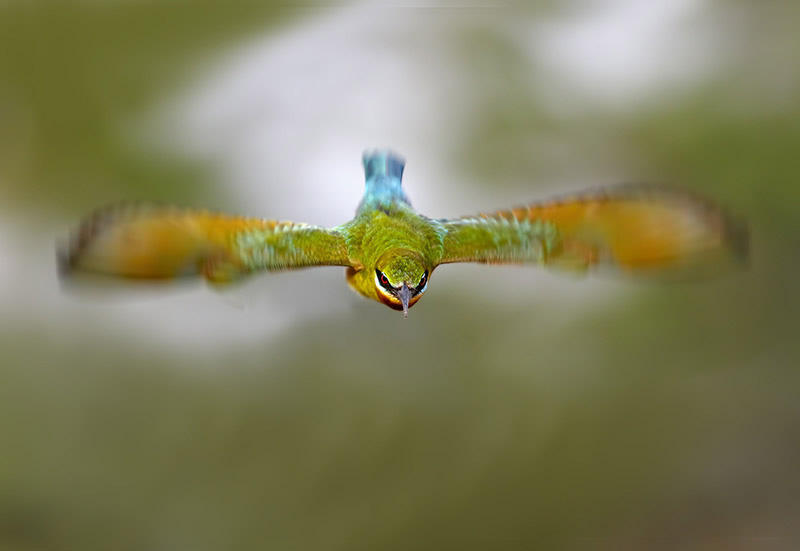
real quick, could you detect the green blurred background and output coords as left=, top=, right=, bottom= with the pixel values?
left=1, top=1, right=799, bottom=549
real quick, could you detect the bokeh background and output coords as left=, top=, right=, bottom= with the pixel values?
left=1, top=0, right=799, bottom=549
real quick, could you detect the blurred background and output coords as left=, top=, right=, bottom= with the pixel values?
left=1, top=0, right=799, bottom=549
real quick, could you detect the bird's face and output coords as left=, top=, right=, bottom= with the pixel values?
left=373, top=250, right=429, bottom=317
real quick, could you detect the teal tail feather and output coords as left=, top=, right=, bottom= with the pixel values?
left=363, top=150, right=405, bottom=181
left=359, top=150, right=409, bottom=212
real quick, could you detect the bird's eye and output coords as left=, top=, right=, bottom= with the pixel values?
left=376, top=269, right=393, bottom=291
left=411, top=270, right=428, bottom=297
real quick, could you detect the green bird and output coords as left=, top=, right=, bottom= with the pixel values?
left=60, top=150, right=748, bottom=317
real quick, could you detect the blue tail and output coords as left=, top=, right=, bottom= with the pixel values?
left=358, top=150, right=410, bottom=212
left=363, top=150, right=405, bottom=181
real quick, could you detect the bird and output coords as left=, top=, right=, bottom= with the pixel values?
left=59, top=150, right=748, bottom=318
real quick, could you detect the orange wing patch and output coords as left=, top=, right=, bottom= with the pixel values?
left=59, top=204, right=276, bottom=283
left=493, top=184, right=747, bottom=275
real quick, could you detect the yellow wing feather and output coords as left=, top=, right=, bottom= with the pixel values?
left=59, top=203, right=350, bottom=285
left=442, top=184, right=748, bottom=277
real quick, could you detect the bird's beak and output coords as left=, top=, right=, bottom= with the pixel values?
left=398, top=282, right=411, bottom=319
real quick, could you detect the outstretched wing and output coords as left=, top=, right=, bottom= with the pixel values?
left=439, top=184, right=748, bottom=277
left=59, top=203, right=352, bottom=286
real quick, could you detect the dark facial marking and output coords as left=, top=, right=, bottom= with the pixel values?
left=376, top=268, right=394, bottom=292
left=411, top=270, right=428, bottom=297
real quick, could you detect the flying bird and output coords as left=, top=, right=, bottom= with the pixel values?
left=59, top=150, right=748, bottom=317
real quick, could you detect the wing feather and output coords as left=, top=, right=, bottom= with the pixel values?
left=59, top=203, right=352, bottom=285
left=439, top=184, right=748, bottom=277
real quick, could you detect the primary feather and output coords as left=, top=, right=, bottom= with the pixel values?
left=440, top=183, right=748, bottom=277
left=60, top=203, right=350, bottom=285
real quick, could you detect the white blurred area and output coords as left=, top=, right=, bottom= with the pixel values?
left=529, top=0, right=722, bottom=109
left=2, top=0, right=725, bottom=349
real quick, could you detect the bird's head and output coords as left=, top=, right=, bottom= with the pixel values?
left=373, top=249, right=430, bottom=318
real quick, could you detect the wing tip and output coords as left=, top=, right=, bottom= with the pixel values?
left=58, top=202, right=131, bottom=275
left=584, top=182, right=751, bottom=266
left=58, top=201, right=178, bottom=278
left=59, top=200, right=185, bottom=267
left=57, top=202, right=217, bottom=289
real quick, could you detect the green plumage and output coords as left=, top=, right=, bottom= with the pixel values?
left=441, top=217, right=561, bottom=265
left=339, top=202, right=444, bottom=309
left=235, top=224, right=350, bottom=272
